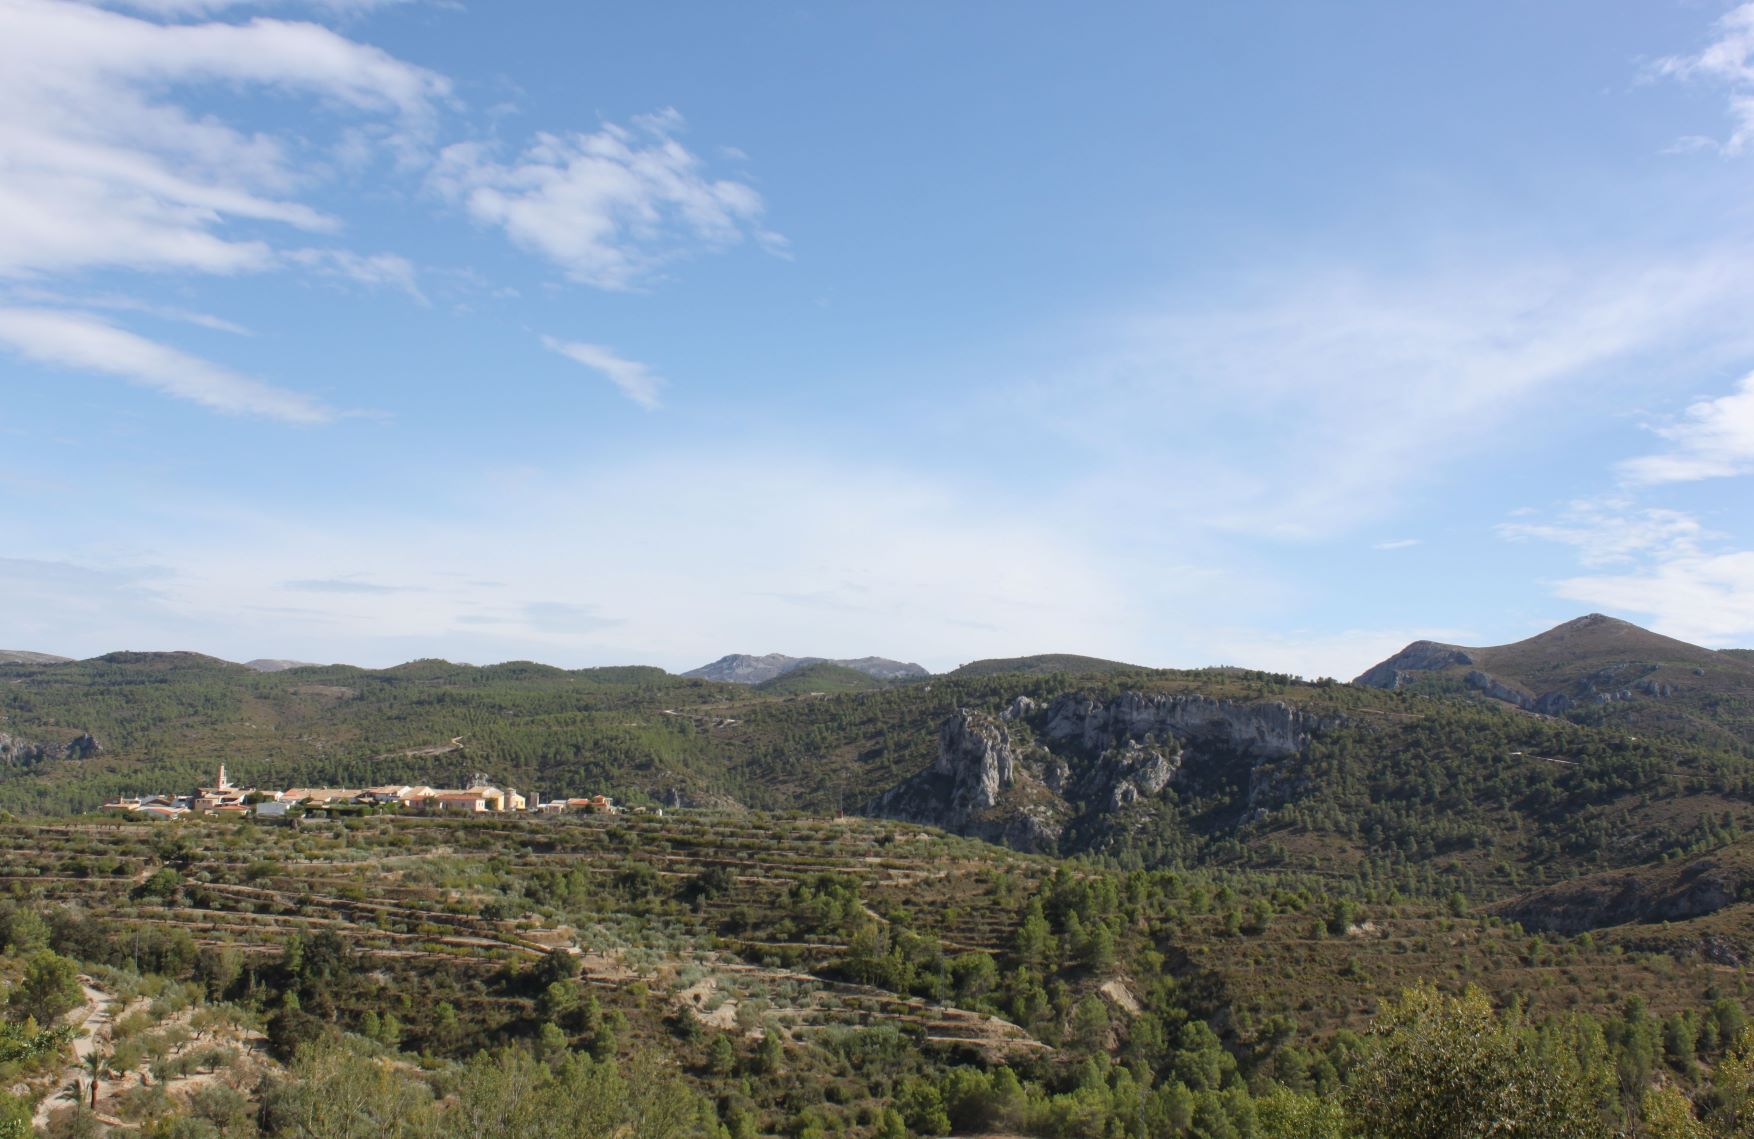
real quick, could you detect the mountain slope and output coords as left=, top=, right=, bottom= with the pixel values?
left=245, top=658, right=321, bottom=672
left=1355, top=614, right=1754, bottom=746
left=947, top=653, right=1143, bottom=679
left=3, top=632, right=1754, bottom=907
left=683, top=653, right=926, bottom=684
left=752, top=662, right=890, bottom=695
left=0, top=650, right=72, bottom=665
left=1496, top=834, right=1754, bottom=936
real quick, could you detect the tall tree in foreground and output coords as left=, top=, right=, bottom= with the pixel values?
left=1344, top=983, right=1608, bottom=1139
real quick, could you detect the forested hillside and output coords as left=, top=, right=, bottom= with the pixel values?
left=4, top=642, right=1752, bottom=901
left=5, top=619, right=1754, bottom=1134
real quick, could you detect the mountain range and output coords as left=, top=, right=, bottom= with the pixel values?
left=5, top=613, right=1754, bottom=959
left=682, top=653, right=928, bottom=684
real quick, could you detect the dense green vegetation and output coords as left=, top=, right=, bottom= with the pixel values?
left=4, top=629, right=1754, bottom=1134
left=946, top=655, right=1144, bottom=679
left=2, top=811, right=1753, bottom=1136
left=5, top=652, right=1751, bottom=898
left=753, top=664, right=893, bottom=696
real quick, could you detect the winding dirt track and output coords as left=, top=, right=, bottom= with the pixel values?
left=31, top=981, right=114, bottom=1130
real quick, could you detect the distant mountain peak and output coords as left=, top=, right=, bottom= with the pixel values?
left=683, top=653, right=927, bottom=685
left=245, top=658, right=320, bottom=673
left=0, top=649, right=72, bottom=666
left=1355, top=614, right=1754, bottom=745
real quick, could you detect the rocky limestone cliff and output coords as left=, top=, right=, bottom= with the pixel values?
left=1041, top=691, right=1320, bottom=759
left=0, top=731, right=100, bottom=765
left=0, top=733, right=49, bottom=766
left=866, top=690, right=1330, bottom=854
left=865, top=709, right=1065, bottom=851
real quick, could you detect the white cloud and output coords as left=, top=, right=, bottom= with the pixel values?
left=1027, top=253, right=1754, bottom=541
left=541, top=336, right=666, bottom=410
left=1655, top=3, right=1754, bottom=154
left=0, top=3, right=780, bottom=426
left=288, top=248, right=425, bottom=302
left=0, top=0, right=448, bottom=279
left=1501, top=499, right=1754, bottom=645
left=0, top=0, right=452, bottom=421
left=1498, top=498, right=1706, bottom=566
left=91, top=0, right=416, bottom=15
left=431, top=111, right=773, bottom=289
left=1620, top=372, right=1754, bottom=484
left=0, top=306, right=336, bottom=422
left=0, top=286, right=251, bottom=334
left=1550, top=552, right=1754, bottom=646
left=1372, top=538, right=1420, bottom=551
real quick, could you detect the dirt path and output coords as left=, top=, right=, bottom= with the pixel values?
left=31, top=981, right=113, bottom=1129
left=28, top=978, right=274, bottom=1130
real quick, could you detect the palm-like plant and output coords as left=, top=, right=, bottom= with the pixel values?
left=84, top=1049, right=105, bottom=1110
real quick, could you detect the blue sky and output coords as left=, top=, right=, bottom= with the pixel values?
left=2, top=0, right=1753, bottom=676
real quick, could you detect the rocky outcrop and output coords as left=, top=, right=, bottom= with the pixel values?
left=866, top=690, right=1331, bottom=854
left=661, top=787, right=743, bottom=811
left=1354, top=641, right=1475, bottom=689
left=0, top=731, right=98, bottom=765
left=865, top=709, right=1064, bottom=851
left=1041, top=691, right=1319, bottom=759
left=1497, top=853, right=1753, bottom=935
left=0, top=732, right=50, bottom=766
left=1073, top=740, right=1182, bottom=810
left=1464, top=670, right=1534, bottom=710
left=934, top=710, right=1016, bottom=813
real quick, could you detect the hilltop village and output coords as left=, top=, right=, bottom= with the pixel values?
left=101, top=765, right=633, bottom=820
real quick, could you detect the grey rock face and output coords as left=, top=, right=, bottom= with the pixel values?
left=0, top=732, right=50, bottom=765
left=1465, top=670, right=1535, bottom=710
left=1042, top=691, right=1318, bottom=759
left=931, top=709, right=1015, bottom=811
left=866, top=708, right=1065, bottom=851
left=0, top=731, right=98, bottom=764
left=1083, top=741, right=1181, bottom=810
left=867, top=689, right=1330, bottom=855
left=1535, top=692, right=1574, bottom=714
